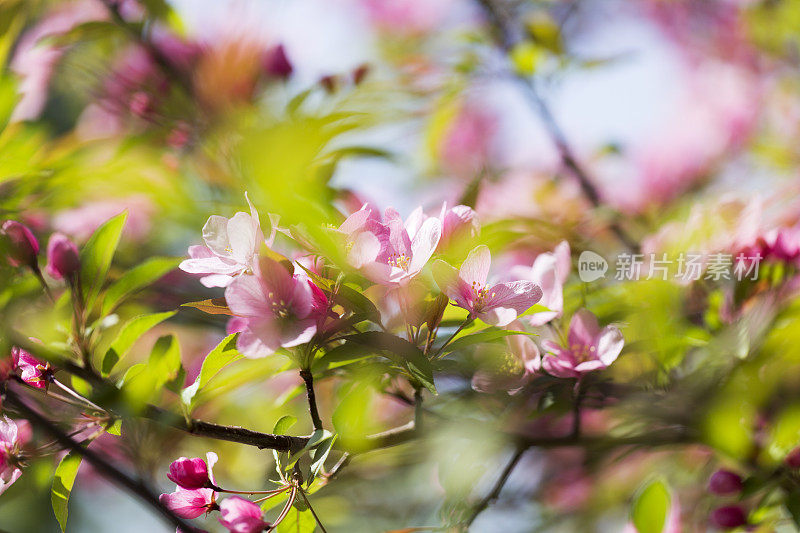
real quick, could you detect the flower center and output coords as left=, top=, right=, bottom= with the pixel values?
left=571, top=343, right=596, bottom=363
left=267, top=291, right=291, bottom=319
left=471, top=281, right=493, bottom=311
left=387, top=252, right=411, bottom=271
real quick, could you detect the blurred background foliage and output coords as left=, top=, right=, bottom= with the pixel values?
left=5, top=0, right=800, bottom=532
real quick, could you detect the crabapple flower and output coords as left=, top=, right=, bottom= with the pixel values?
left=510, top=241, right=570, bottom=327
left=0, top=416, right=32, bottom=495
left=539, top=310, right=623, bottom=379
left=225, top=257, right=319, bottom=358
left=45, top=233, right=80, bottom=281
left=432, top=245, right=542, bottom=327
left=159, top=487, right=217, bottom=519
left=180, top=194, right=269, bottom=288
left=168, top=454, right=217, bottom=490
left=11, top=346, right=52, bottom=389
left=218, top=497, right=271, bottom=533
left=1, top=220, right=39, bottom=270
left=404, top=203, right=480, bottom=253
left=341, top=205, right=441, bottom=286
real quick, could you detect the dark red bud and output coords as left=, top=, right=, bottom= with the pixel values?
left=45, top=233, right=80, bottom=281
left=710, top=506, right=747, bottom=529
left=708, top=469, right=743, bottom=495
left=263, top=44, right=293, bottom=79
left=1, top=220, right=40, bottom=270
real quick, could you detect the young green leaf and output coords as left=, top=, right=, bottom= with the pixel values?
left=52, top=451, right=82, bottom=533
left=101, top=311, right=176, bottom=376
left=181, top=334, right=243, bottom=410
left=276, top=507, right=316, bottom=533
left=101, top=257, right=180, bottom=315
left=79, top=212, right=127, bottom=309
left=631, top=479, right=671, bottom=533
left=442, top=328, right=532, bottom=355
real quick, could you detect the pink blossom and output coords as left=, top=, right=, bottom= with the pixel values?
left=180, top=194, right=271, bottom=288
left=510, top=241, right=570, bottom=327
left=159, top=487, right=217, bottom=519
left=360, top=0, right=452, bottom=35
left=0, top=417, right=32, bottom=495
left=224, top=257, right=319, bottom=358
left=45, top=233, right=80, bottom=281
left=53, top=195, right=154, bottom=242
left=11, top=346, right=51, bottom=389
left=539, top=310, right=623, bottom=379
left=341, top=205, right=441, bottom=286
left=1, top=220, right=39, bottom=269
left=439, top=102, right=497, bottom=178
left=218, top=497, right=271, bottom=533
left=167, top=455, right=216, bottom=490
left=404, top=203, right=480, bottom=253
left=433, top=245, right=542, bottom=327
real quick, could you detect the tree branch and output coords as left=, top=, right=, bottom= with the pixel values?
left=464, top=446, right=526, bottom=529
left=3, top=386, right=201, bottom=533
left=299, top=369, right=324, bottom=431
left=475, top=0, right=639, bottom=252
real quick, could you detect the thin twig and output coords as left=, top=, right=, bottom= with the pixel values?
left=4, top=387, right=201, bottom=533
left=464, top=446, right=526, bottom=529
left=474, top=0, right=639, bottom=252
left=298, top=487, right=329, bottom=533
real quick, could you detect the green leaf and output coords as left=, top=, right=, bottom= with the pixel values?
left=276, top=506, right=316, bottom=533
left=79, top=212, right=127, bottom=309
left=632, top=479, right=671, bottom=533
left=122, top=335, right=182, bottom=406
left=786, top=488, right=800, bottom=528
left=106, top=419, right=122, bottom=436
left=181, top=334, right=243, bottom=410
left=52, top=451, right=82, bottom=533
left=102, top=257, right=180, bottom=315
left=342, top=332, right=435, bottom=393
left=274, top=415, right=298, bottom=435
left=442, top=328, right=531, bottom=355
left=330, top=285, right=382, bottom=325
left=101, top=311, right=176, bottom=376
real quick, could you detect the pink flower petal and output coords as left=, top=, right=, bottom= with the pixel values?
left=460, top=245, right=491, bottom=287
left=568, top=309, right=601, bottom=349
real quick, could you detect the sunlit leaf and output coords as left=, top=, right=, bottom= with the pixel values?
left=51, top=451, right=82, bottom=533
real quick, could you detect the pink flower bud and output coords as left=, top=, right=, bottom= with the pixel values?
left=218, top=497, right=271, bottom=533
left=262, top=44, right=292, bottom=79
left=159, top=487, right=216, bottom=519
left=167, top=457, right=211, bottom=489
left=786, top=447, right=800, bottom=469
left=710, top=506, right=747, bottom=529
left=708, top=469, right=743, bottom=495
left=46, top=233, right=80, bottom=281
left=1, top=220, right=39, bottom=269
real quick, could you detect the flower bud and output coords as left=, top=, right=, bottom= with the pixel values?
left=262, top=44, right=293, bottom=79
left=167, top=457, right=211, bottom=489
left=786, top=447, right=800, bottom=469
left=218, top=496, right=271, bottom=533
left=46, top=233, right=80, bottom=281
left=1, top=220, right=39, bottom=269
left=708, top=469, right=743, bottom=495
left=710, top=506, right=747, bottom=529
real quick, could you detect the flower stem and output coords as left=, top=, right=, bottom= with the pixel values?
left=52, top=379, right=105, bottom=412
left=298, top=486, right=329, bottom=533
left=432, top=318, right=471, bottom=360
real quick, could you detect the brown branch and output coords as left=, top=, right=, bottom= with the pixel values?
left=3, top=386, right=202, bottom=533
left=464, top=446, right=526, bottom=529
left=475, top=0, right=639, bottom=252
left=299, top=369, right=324, bottom=431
